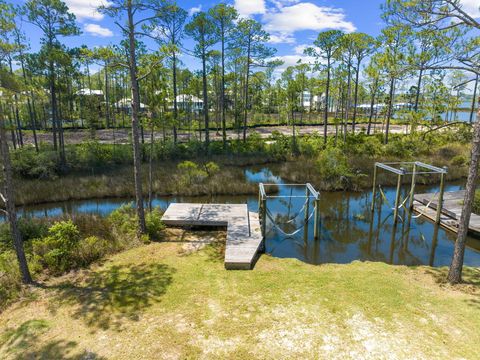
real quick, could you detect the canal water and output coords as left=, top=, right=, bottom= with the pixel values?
left=15, top=167, right=480, bottom=267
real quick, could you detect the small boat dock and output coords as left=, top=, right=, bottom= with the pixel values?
left=413, top=190, right=480, bottom=235
left=161, top=203, right=264, bottom=270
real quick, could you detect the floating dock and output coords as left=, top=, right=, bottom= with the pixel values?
left=161, top=203, right=264, bottom=270
left=413, top=190, right=480, bottom=235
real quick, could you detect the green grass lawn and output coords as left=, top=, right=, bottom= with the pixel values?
left=1, top=228, right=479, bottom=359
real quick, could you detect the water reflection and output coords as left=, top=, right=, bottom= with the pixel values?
left=13, top=166, right=480, bottom=267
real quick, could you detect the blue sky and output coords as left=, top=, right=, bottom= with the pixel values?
left=11, top=0, right=480, bottom=75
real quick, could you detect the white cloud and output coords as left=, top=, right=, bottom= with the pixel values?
left=84, top=23, right=113, bottom=37
left=268, top=32, right=295, bottom=44
left=263, top=2, right=356, bottom=44
left=234, top=0, right=266, bottom=17
left=189, top=5, right=202, bottom=16
left=64, top=0, right=112, bottom=21
left=459, top=0, right=480, bottom=18
left=270, top=54, right=316, bottom=72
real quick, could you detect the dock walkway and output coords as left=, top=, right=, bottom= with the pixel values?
left=413, top=190, right=480, bottom=235
left=161, top=203, right=264, bottom=270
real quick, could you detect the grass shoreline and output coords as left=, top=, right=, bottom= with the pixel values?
left=1, top=232, right=479, bottom=359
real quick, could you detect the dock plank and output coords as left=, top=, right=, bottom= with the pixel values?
left=162, top=203, right=264, bottom=270
left=413, top=190, right=480, bottom=235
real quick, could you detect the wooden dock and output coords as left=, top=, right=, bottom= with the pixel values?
left=161, top=203, right=264, bottom=270
left=413, top=190, right=480, bottom=235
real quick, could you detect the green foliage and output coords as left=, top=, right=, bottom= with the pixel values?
left=11, top=147, right=59, bottom=179
left=146, top=208, right=165, bottom=240
left=472, top=190, right=480, bottom=215
left=451, top=155, right=467, bottom=167
left=32, top=220, right=81, bottom=274
left=316, top=147, right=354, bottom=189
left=177, top=160, right=220, bottom=185
left=108, top=203, right=138, bottom=239
left=76, top=236, right=110, bottom=266
left=0, top=251, right=22, bottom=310
left=0, top=218, right=49, bottom=253
left=204, top=161, right=220, bottom=176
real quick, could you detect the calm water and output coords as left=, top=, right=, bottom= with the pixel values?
left=16, top=167, right=480, bottom=267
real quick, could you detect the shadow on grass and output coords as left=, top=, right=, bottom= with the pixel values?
left=204, top=241, right=225, bottom=263
left=0, top=319, right=49, bottom=355
left=15, top=339, right=105, bottom=360
left=52, top=263, right=175, bottom=330
left=424, top=267, right=480, bottom=310
left=1, top=320, right=104, bottom=359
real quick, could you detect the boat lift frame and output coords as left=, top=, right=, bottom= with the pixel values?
left=258, top=183, right=321, bottom=239
left=371, top=161, right=448, bottom=224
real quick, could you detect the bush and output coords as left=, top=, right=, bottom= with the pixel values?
left=316, top=147, right=354, bottom=189
left=0, top=251, right=23, bottom=309
left=76, top=236, right=110, bottom=266
left=146, top=208, right=165, bottom=240
left=32, top=220, right=81, bottom=275
left=177, top=160, right=220, bottom=185
left=11, top=147, right=59, bottom=179
left=451, top=155, right=467, bottom=167
left=0, top=218, right=49, bottom=253
left=108, top=203, right=138, bottom=240
left=472, top=190, right=480, bottom=215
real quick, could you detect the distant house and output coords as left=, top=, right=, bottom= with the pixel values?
left=167, top=94, right=204, bottom=112
left=115, top=98, right=149, bottom=114
left=300, top=91, right=326, bottom=111
left=75, top=88, right=104, bottom=99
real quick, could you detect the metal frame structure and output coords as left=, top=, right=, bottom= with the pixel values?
left=258, top=183, right=321, bottom=238
left=371, top=161, right=448, bottom=224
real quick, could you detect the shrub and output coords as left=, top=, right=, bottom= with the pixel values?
left=0, top=251, right=22, bottom=310
left=32, top=220, right=81, bottom=275
left=76, top=236, right=110, bottom=266
left=472, top=190, right=480, bottom=215
left=204, top=162, right=220, bottom=176
left=451, top=155, right=467, bottom=167
left=317, top=147, right=353, bottom=189
left=177, top=161, right=208, bottom=184
left=146, top=208, right=165, bottom=240
left=11, top=147, right=59, bottom=179
left=75, top=140, right=113, bottom=169
left=0, top=218, right=49, bottom=253
left=108, top=203, right=138, bottom=239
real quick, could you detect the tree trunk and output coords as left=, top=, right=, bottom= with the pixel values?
left=448, top=97, right=480, bottom=284
left=105, top=61, right=111, bottom=128
left=201, top=48, right=210, bottom=153
left=470, top=75, right=478, bottom=124
left=127, top=1, right=147, bottom=235
left=385, top=77, right=395, bottom=144
left=221, top=22, right=226, bottom=148
left=242, top=36, right=251, bottom=143
left=352, top=60, right=361, bottom=132
left=414, top=68, right=423, bottom=112
left=0, top=105, right=32, bottom=284
left=367, top=81, right=377, bottom=136
left=324, top=58, right=331, bottom=145
left=172, top=51, right=178, bottom=144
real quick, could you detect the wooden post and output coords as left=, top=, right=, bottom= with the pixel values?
left=258, top=183, right=262, bottom=212
left=371, top=164, right=378, bottom=212
left=409, top=163, right=416, bottom=210
left=436, top=168, right=447, bottom=224
left=313, top=198, right=320, bottom=239
left=304, top=187, right=310, bottom=223
left=393, top=169, right=404, bottom=223
left=262, top=197, right=267, bottom=237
